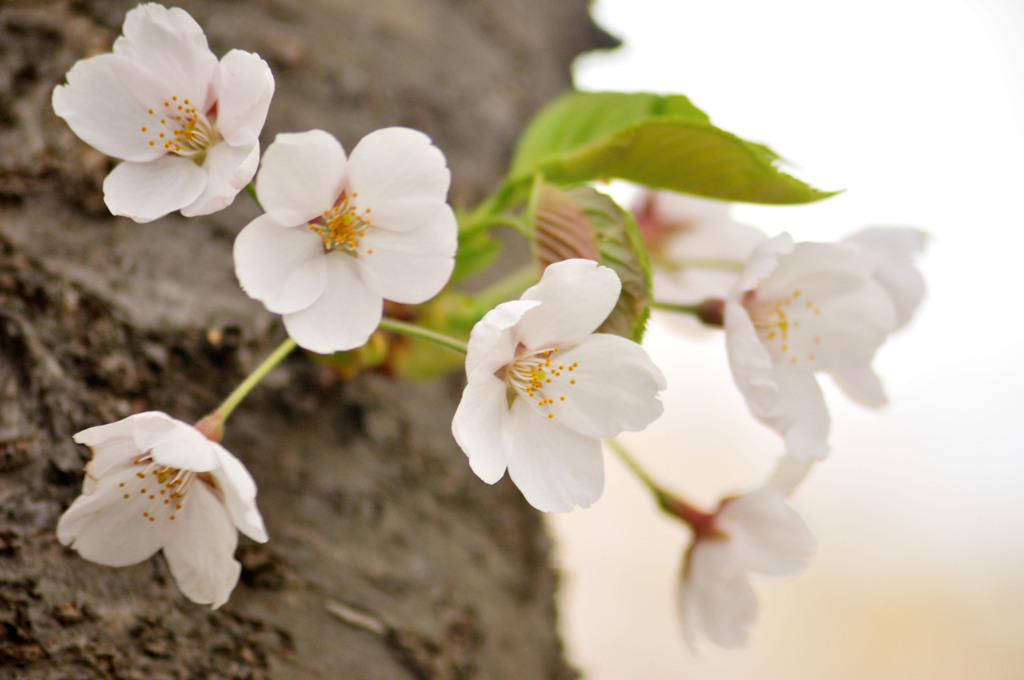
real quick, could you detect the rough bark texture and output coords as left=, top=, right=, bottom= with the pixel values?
left=0, top=1, right=616, bottom=678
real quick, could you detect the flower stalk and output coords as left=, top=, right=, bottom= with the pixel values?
left=379, top=317, right=468, bottom=355
left=209, top=336, right=298, bottom=427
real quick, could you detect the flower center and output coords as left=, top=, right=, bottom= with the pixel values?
left=504, top=346, right=580, bottom=420
left=141, top=95, right=219, bottom=161
left=119, top=452, right=210, bottom=523
left=308, top=192, right=374, bottom=254
left=744, top=287, right=823, bottom=366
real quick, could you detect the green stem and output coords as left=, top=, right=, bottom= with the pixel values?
left=379, top=317, right=468, bottom=355
left=650, top=300, right=702, bottom=316
left=213, top=337, right=297, bottom=422
left=607, top=438, right=718, bottom=535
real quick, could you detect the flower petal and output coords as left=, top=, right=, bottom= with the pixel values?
left=346, top=127, right=451, bottom=232
left=130, top=412, right=220, bottom=472
left=452, top=373, right=512, bottom=484
left=768, top=366, right=831, bottom=460
left=541, top=334, right=665, bottom=439
left=358, top=204, right=457, bottom=303
left=233, top=214, right=327, bottom=314
left=182, top=140, right=259, bottom=217
left=209, top=444, right=268, bottom=543
left=256, top=130, right=347, bottom=226
left=724, top=300, right=778, bottom=415
left=518, top=259, right=621, bottom=349
left=282, top=254, right=382, bottom=353
left=845, top=227, right=927, bottom=330
left=214, top=50, right=274, bottom=147
left=56, top=466, right=165, bottom=567
left=504, top=401, right=604, bottom=512
left=52, top=54, right=172, bottom=163
left=163, top=484, right=240, bottom=608
left=719, top=487, right=817, bottom=577
left=74, top=416, right=140, bottom=489
left=679, top=540, right=759, bottom=650
left=103, top=155, right=207, bottom=223
left=829, top=365, right=888, bottom=408
left=113, top=4, right=218, bottom=110
left=464, top=299, right=540, bottom=377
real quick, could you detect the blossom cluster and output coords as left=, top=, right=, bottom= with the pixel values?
left=49, top=1, right=927, bottom=657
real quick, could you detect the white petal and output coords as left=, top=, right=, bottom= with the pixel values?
left=52, top=54, right=171, bottom=163
left=845, top=227, right=927, bottom=330
left=464, top=299, right=540, bottom=376
left=74, top=415, right=141, bottom=488
left=765, top=452, right=814, bottom=497
left=182, top=140, right=259, bottom=217
left=358, top=204, right=457, bottom=304
left=719, top=487, right=817, bottom=577
left=732, top=233, right=794, bottom=295
left=451, top=374, right=512, bottom=484
left=769, top=366, right=831, bottom=460
left=233, top=214, right=327, bottom=314
left=103, top=155, right=207, bottom=223
left=282, top=254, right=382, bottom=353
left=214, top=50, right=274, bottom=147
left=829, top=365, right=888, bottom=408
left=347, top=127, right=451, bottom=232
left=724, top=300, right=778, bottom=415
left=504, top=401, right=604, bottom=512
left=209, top=444, right=268, bottom=542
left=256, top=130, right=347, bottom=225
left=679, top=540, right=759, bottom=650
left=130, top=412, right=220, bottom=472
left=163, top=484, right=241, bottom=608
left=56, top=467, right=164, bottom=567
left=539, top=334, right=665, bottom=439
left=518, top=259, right=621, bottom=349
left=114, top=4, right=218, bottom=110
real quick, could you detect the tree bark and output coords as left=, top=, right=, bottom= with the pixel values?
left=0, top=1, right=616, bottom=678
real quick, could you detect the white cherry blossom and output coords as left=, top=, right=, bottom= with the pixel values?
left=233, top=128, right=457, bottom=354
left=52, top=3, right=274, bottom=222
left=725, top=233, right=900, bottom=459
left=678, top=460, right=816, bottom=650
left=57, top=411, right=268, bottom=608
left=451, top=259, right=667, bottom=512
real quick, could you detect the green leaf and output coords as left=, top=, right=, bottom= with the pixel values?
left=532, top=184, right=651, bottom=342
left=511, top=91, right=836, bottom=205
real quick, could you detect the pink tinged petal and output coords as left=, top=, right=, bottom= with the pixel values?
left=113, top=4, right=218, bottom=110
left=679, top=540, right=759, bottom=650
left=845, top=227, right=928, bottom=330
left=768, top=366, right=831, bottom=460
left=282, top=254, right=382, bottom=354
left=182, top=140, right=259, bottom=217
left=359, top=204, right=457, bottom=304
left=56, top=466, right=165, bottom=567
left=724, top=300, right=778, bottom=415
left=256, top=130, right=348, bottom=226
left=162, top=484, right=241, bottom=608
left=52, top=54, right=171, bottom=163
left=215, top=50, right=274, bottom=147
left=541, top=334, right=665, bottom=439
left=346, top=127, right=451, bottom=232
left=451, top=374, right=512, bottom=484
left=209, top=444, right=267, bottom=542
left=233, top=214, right=327, bottom=314
left=719, top=487, right=817, bottom=577
left=829, top=365, right=888, bottom=408
left=103, top=155, right=207, bottom=223
left=518, top=259, right=621, bottom=349
left=130, top=412, right=220, bottom=472
left=504, top=401, right=604, bottom=512
left=464, top=299, right=540, bottom=376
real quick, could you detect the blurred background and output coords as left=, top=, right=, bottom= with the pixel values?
left=549, top=0, right=1024, bottom=677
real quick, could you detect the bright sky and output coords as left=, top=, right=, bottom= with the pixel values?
left=550, top=1, right=1024, bottom=678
